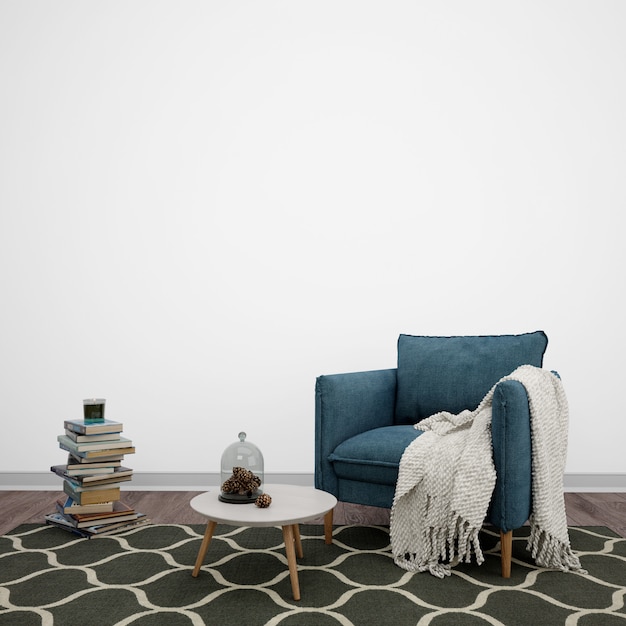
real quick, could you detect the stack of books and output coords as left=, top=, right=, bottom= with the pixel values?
left=46, top=418, right=149, bottom=537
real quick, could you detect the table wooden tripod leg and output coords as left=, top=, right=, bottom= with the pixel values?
left=282, top=524, right=301, bottom=601
left=192, top=520, right=217, bottom=577
left=324, top=509, right=334, bottom=545
left=293, top=524, right=304, bottom=558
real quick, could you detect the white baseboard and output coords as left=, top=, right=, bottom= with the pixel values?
left=562, top=473, right=626, bottom=492
left=0, top=472, right=624, bottom=492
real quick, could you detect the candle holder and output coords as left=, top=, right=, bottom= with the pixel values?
left=83, top=398, right=106, bottom=423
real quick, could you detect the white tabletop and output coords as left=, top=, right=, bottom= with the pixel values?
left=190, top=484, right=337, bottom=527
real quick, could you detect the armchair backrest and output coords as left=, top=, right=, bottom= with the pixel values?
left=394, top=331, right=548, bottom=425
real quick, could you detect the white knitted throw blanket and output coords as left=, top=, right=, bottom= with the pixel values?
left=390, top=364, right=586, bottom=577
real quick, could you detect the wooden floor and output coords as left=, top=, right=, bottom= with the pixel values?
left=1, top=491, right=624, bottom=538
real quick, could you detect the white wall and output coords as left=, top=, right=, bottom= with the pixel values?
left=1, top=1, right=624, bottom=477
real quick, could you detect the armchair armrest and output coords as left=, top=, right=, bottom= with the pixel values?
left=315, top=368, right=397, bottom=495
left=488, top=379, right=533, bottom=531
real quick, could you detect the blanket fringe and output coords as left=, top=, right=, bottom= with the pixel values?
left=527, top=520, right=587, bottom=574
left=392, top=514, right=483, bottom=578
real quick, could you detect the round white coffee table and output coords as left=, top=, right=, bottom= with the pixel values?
left=190, top=484, right=337, bottom=600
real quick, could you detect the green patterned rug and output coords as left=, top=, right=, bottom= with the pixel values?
left=1, top=523, right=624, bottom=625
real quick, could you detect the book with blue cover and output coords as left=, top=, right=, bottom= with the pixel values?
left=51, top=465, right=133, bottom=484
left=64, top=430, right=122, bottom=443
left=45, top=511, right=149, bottom=536
left=59, top=497, right=114, bottom=515
left=64, top=419, right=123, bottom=436
left=58, top=435, right=135, bottom=459
left=62, top=480, right=121, bottom=505
left=57, top=434, right=133, bottom=452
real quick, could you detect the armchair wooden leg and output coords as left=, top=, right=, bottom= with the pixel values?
left=500, top=530, right=512, bottom=578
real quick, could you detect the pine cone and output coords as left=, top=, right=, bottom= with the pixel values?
left=221, top=479, right=233, bottom=493
left=232, top=466, right=251, bottom=480
left=255, top=493, right=272, bottom=508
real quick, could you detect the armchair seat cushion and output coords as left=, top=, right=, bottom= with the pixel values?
left=329, top=426, right=423, bottom=486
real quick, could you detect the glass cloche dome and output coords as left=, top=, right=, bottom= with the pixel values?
left=219, top=432, right=264, bottom=503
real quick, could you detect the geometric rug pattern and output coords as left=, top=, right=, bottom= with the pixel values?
left=1, top=523, right=625, bottom=625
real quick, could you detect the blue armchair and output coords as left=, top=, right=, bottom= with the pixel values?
left=315, top=331, right=549, bottom=577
